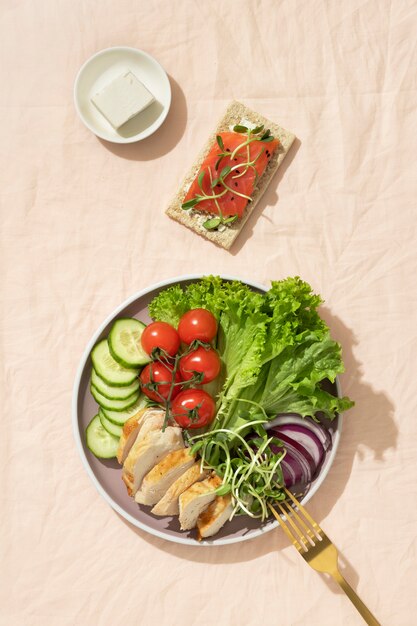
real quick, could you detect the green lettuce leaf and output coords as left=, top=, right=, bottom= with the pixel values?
left=148, top=276, right=354, bottom=428
left=148, top=284, right=189, bottom=327
left=240, top=332, right=354, bottom=419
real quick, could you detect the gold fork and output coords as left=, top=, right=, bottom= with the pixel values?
left=269, top=488, right=381, bottom=626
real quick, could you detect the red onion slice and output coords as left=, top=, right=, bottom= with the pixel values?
left=268, top=430, right=315, bottom=471
left=245, top=413, right=333, bottom=488
left=281, top=455, right=303, bottom=486
left=269, top=432, right=313, bottom=484
left=267, top=414, right=332, bottom=451
left=272, top=424, right=325, bottom=468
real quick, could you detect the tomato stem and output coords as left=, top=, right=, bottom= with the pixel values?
left=158, top=340, right=213, bottom=430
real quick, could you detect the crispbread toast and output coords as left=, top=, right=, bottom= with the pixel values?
left=166, top=101, right=295, bottom=250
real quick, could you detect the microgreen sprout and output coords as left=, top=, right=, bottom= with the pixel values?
left=188, top=414, right=287, bottom=521
left=203, top=217, right=222, bottom=230
left=181, top=125, right=276, bottom=231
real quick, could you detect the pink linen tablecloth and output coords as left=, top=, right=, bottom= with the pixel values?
left=1, top=1, right=416, bottom=624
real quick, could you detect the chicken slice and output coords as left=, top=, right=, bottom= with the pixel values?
left=135, top=448, right=196, bottom=505
left=119, top=409, right=166, bottom=487
left=197, top=495, right=233, bottom=540
left=151, top=463, right=210, bottom=516
left=134, top=410, right=165, bottom=441
left=122, top=426, right=183, bottom=496
left=116, top=407, right=164, bottom=464
left=179, top=474, right=222, bottom=530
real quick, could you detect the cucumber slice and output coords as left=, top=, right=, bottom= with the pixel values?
left=99, top=410, right=123, bottom=437
left=91, top=368, right=139, bottom=400
left=101, top=394, right=149, bottom=426
left=91, top=339, right=138, bottom=386
left=108, top=318, right=151, bottom=368
left=90, top=384, right=140, bottom=412
left=86, top=414, right=119, bottom=458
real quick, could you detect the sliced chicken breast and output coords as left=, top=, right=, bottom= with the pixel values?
left=179, top=474, right=222, bottom=531
left=135, top=448, right=196, bottom=505
left=119, top=408, right=166, bottom=483
left=116, top=407, right=163, bottom=464
left=197, top=495, right=233, bottom=540
left=122, top=426, right=183, bottom=496
left=134, top=409, right=166, bottom=441
left=151, top=463, right=210, bottom=516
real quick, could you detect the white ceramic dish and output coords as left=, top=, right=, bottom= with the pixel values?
left=74, top=47, right=171, bottom=143
left=72, top=274, right=343, bottom=546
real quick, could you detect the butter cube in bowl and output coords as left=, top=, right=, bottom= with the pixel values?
left=91, top=71, right=155, bottom=130
left=74, top=47, right=171, bottom=143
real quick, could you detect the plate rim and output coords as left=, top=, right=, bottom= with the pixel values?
left=73, top=45, right=172, bottom=144
left=72, top=273, right=343, bottom=546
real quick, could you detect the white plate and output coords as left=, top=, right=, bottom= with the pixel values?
left=72, top=274, right=343, bottom=546
left=74, top=47, right=171, bottom=143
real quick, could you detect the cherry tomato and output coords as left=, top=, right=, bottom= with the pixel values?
left=139, top=362, right=182, bottom=402
left=171, top=389, right=216, bottom=429
left=178, top=308, right=217, bottom=344
left=179, top=346, right=221, bottom=384
left=141, top=321, right=180, bottom=357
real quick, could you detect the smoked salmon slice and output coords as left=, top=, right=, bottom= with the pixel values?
left=183, top=129, right=280, bottom=220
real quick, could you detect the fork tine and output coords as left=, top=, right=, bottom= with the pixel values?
left=268, top=503, right=306, bottom=552
left=280, top=498, right=317, bottom=544
left=275, top=501, right=310, bottom=551
left=284, top=488, right=324, bottom=538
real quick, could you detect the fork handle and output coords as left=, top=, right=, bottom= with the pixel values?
left=331, top=570, right=381, bottom=626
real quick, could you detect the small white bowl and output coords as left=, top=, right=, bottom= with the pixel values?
left=74, top=46, right=171, bottom=144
